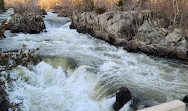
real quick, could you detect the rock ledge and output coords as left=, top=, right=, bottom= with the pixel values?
left=70, top=11, right=188, bottom=61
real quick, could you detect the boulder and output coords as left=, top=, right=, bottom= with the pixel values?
left=113, top=87, right=132, bottom=111
left=183, top=95, right=188, bottom=103
left=7, top=12, right=46, bottom=34
left=71, top=10, right=188, bottom=61
left=40, top=9, right=47, bottom=15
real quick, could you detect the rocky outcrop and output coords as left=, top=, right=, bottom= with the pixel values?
left=70, top=11, right=188, bottom=61
left=113, top=87, right=132, bottom=111
left=7, top=12, right=46, bottom=34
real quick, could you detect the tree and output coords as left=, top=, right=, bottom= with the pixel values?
left=172, top=0, right=181, bottom=26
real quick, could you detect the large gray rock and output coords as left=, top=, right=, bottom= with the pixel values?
left=135, top=23, right=188, bottom=60
left=71, top=10, right=151, bottom=42
left=71, top=11, right=188, bottom=61
left=7, top=12, right=45, bottom=34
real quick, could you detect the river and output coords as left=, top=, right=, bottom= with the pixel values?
left=0, top=9, right=188, bottom=111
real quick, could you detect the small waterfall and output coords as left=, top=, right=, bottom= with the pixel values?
left=0, top=11, right=187, bottom=111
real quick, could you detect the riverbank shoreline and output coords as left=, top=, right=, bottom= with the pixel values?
left=70, top=11, right=188, bottom=62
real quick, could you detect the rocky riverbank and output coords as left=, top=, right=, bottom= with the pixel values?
left=70, top=11, right=188, bottom=62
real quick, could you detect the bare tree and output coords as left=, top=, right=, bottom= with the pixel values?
left=172, top=0, right=181, bottom=26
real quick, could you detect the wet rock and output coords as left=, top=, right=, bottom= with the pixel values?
left=43, top=29, right=47, bottom=32
left=40, top=9, right=47, bottom=15
left=113, top=87, right=132, bottom=111
left=71, top=11, right=188, bottom=61
left=52, top=11, right=57, bottom=13
left=183, top=95, right=188, bottom=103
left=0, top=85, right=9, bottom=111
left=7, top=12, right=45, bottom=34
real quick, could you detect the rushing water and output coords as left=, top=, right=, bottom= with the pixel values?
left=0, top=10, right=188, bottom=111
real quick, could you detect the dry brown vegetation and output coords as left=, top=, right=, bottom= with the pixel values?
left=13, top=1, right=42, bottom=15
left=53, top=0, right=188, bottom=34
left=0, top=45, right=42, bottom=71
left=3, top=0, right=188, bottom=34
left=52, top=0, right=77, bottom=17
left=150, top=0, right=188, bottom=35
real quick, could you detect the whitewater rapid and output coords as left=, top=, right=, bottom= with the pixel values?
left=0, top=10, right=188, bottom=111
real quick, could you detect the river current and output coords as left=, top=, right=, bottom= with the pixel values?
left=0, top=9, right=188, bottom=111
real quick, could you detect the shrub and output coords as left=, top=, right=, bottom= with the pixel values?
left=53, top=0, right=75, bottom=12
left=95, top=0, right=117, bottom=11
left=0, top=45, right=42, bottom=71
left=53, top=0, right=75, bottom=17
left=76, top=0, right=94, bottom=12
left=116, top=0, right=137, bottom=11
left=83, top=0, right=94, bottom=11
left=117, top=0, right=125, bottom=7
left=13, top=1, right=41, bottom=15
left=95, top=7, right=106, bottom=15
left=116, top=0, right=151, bottom=11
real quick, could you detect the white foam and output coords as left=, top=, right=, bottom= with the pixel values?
left=4, top=62, right=130, bottom=111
